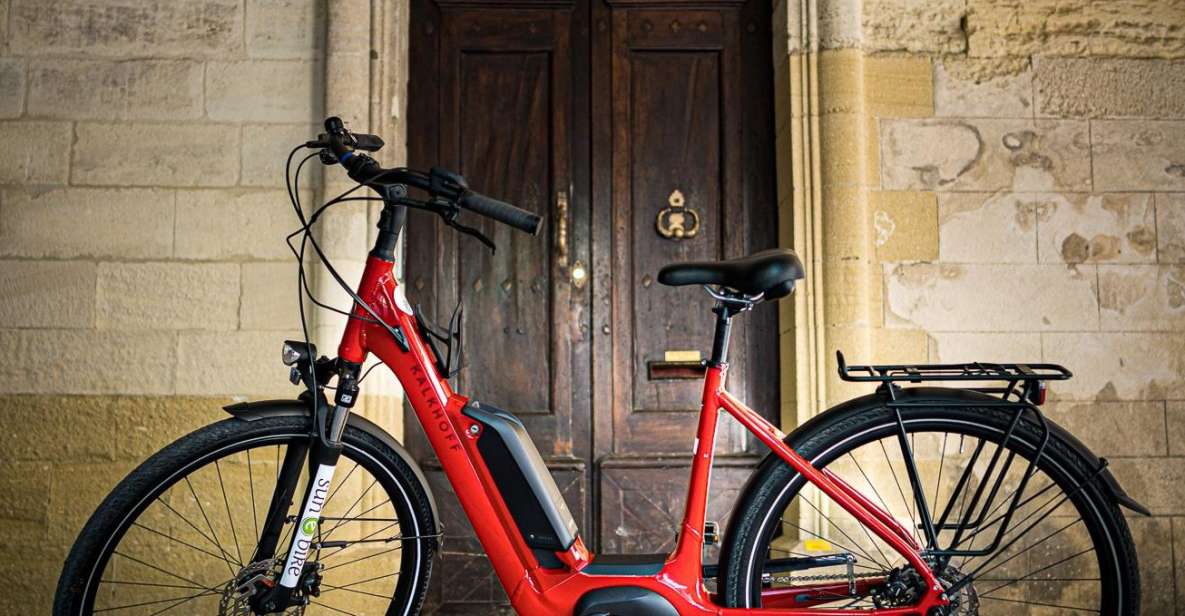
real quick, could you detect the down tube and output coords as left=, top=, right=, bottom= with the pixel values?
left=365, top=307, right=539, bottom=599
left=715, top=390, right=947, bottom=607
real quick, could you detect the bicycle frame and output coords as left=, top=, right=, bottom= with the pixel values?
left=314, top=252, right=950, bottom=615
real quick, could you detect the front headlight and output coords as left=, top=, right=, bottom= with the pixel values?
left=281, top=340, right=313, bottom=366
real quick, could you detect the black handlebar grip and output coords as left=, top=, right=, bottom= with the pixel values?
left=458, top=191, right=542, bottom=235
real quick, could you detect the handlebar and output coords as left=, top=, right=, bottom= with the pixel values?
left=314, top=116, right=542, bottom=236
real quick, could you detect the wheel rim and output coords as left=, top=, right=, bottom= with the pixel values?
left=740, top=417, right=1123, bottom=614
left=80, top=432, right=424, bottom=616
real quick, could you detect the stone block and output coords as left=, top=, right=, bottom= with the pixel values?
left=0, top=58, right=25, bottom=119
left=927, top=332, right=1042, bottom=364
left=870, top=191, right=937, bottom=262
left=934, top=58, right=1033, bottom=119
left=885, top=263, right=1099, bottom=332
left=0, top=187, right=174, bottom=259
left=176, top=330, right=302, bottom=396
left=0, top=261, right=95, bottom=328
left=1039, top=192, right=1157, bottom=264
left=0, top=462, right=51, bottom=543
left=937, top=192, right=1039, bottom=263
left=47, top=461, right=137, bottom=547
left=1036, top=57, right=1185, bottom=119
left=1159, top=193, right=1185, bottom=263
left=8, top=0, right=243, bottom=58
left=28, top=59, right=203, bottom=121
left=1092, top=120, right=1185, bottom=192
left=174, top=189, right=298, bottom=260
left=0, top=120, right=71, bottom=184
left=96, top=262, right=240, bottom=331
left=241, top=123, right=320, bottom=186
left=0, top=329, right=176, bottom=395
left=73, top=122, right=239, bottom=187
left=1164, top=402, right=1185, bottom=456
left=861, top=0, right=966, bottom=54
left=967, top=0, right=1185, bottom=59
left=1043, top=333, right=1185, bottom=400
left=241, top=262, right=301, bottom=330
left=1098, top=264, right=1185, bottom=331
left=1109, top=458, right=1185, bottom=515
left=206, top=60, right=321, bottom=123
left=880, top=119, right=1091, bottom=192
left=1043, top=401, right=1167, bottom=457
left=247, top=0, right=325, bottom=59
left=1129, top=516, right=1175, bottom=616
left=863, top=55, right=933, bottom=118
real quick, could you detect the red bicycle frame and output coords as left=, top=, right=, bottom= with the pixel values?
left=337, top=253, right=950, bottom=615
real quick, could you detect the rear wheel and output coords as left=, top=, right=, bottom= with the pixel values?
left=54, top=415, right=436, bottom=616
left=719, top=392, right=1140, bottom=614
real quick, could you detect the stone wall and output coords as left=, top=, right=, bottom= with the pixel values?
left=0, top=0, right=326, bottom=609
left=774, top=0, right=1185, bottom=612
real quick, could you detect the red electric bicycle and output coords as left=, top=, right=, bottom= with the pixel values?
left=56, top=118, right=1146, bottom=615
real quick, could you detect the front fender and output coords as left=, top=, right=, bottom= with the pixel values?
left=222, top=398, right=440, bottom=525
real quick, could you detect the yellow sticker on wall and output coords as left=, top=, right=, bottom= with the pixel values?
left=803, top=538, right=832, bottom=552
left=664, top=350, right=702, bottom=362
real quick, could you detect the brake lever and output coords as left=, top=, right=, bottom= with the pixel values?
left=445, top=217, right=497, bottom=253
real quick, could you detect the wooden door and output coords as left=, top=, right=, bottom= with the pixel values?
left=406, top=0, right=775, bottom=612
left=406, top=1, right=593, bottom=611
left=590, top=0, right=779, bottom=558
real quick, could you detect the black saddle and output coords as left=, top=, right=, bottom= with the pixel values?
left=657, top=249, right=805, bottom=300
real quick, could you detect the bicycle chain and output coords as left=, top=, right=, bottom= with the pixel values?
left=767, top=570, right=886, bottom=585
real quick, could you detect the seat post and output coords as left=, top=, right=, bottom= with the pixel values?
left=708, top=302, right=737, bottom=366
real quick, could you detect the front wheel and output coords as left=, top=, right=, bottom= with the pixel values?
left=54, top=415, right=436, bottom=616
left=719, top=391, right=1140, bottom=614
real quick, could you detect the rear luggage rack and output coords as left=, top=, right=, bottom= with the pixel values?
left=836, top=351, right=1072, bottom=384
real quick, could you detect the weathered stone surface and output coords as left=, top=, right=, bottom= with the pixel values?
left=1044, top=401, right=1167, bottom=456
left=1043, top=333, right=1185, bottom=400
left=934, top=58, right=1033, bottom=118
left=1109, top=458, right=1185, bottom=515
left=863, top=55, right=934, bottom=118
left=174, top=189, right=297, bottom=260
left=0, top=58, right=25, bottom=118
left=1158, top=193, right=1185, bottom=262
left=1036, top=57, right=1185, bottom=119
left=1038, top=192, right=1157, bottom=264
left=28, top=59, right=203, bottom=120
left=241, top=262, right=301, bottom=330
left=0, top=261, right=95, bottom=329
left=967, top=0, right=1185, bottom=59
left=0, top=394, right=221, bottom=462
left=0, top=187, right=174, bottom=259
left=247, top=0, right=325, bottom=59
left=1092, top=120, right=1185, bottom=191
left=0, top=121, right=72, bottom=184
left=937, top=192, right=1039, bottom=263
left=8, top=0, right=243, bottom=58
left=0, top=462, right=50, bottom=539
left=1098, top=265, right=1185, bottom=331
left=176, top=330, right=301, bottom=395
left=870, top=191, right=937, bottom=262
left=96, top=262, right=240, bottom=330
left=881, top=119, right=1091, bottom=192
left=241, top=123, right=319, bottom=186
left=862, top=0, right=966, bottom=53
left=206, top=60, right=321, bottom=122
left=1129, top=516, right=1176, bottom=615
left=0, top=329, right=176, bottom=394
left=928, top=332, right=1042, bottom=363
left=73, top=122, right=239, bottom=187
left=1165, top=402, right=1185, bottom=455
left=886, top=263, right=1099, bottom=331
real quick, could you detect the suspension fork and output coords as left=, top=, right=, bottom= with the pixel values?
left=251, top=365, right=361, bottom=612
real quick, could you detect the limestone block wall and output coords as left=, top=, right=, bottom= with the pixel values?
left=0, top=0, right=326, bottom=610
left=774, top=0, right=1185, bottom=612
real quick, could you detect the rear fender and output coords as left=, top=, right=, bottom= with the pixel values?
left=222, top=398, right=440, bottom=524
